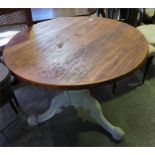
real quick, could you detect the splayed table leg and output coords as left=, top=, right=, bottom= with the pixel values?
left=27, top=89, right=125, bottom=141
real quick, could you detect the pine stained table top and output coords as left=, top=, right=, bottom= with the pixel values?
left=3, top=17, right=148, bottom=89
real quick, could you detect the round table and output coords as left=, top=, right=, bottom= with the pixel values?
left=3, top=17, right=148, bottom=141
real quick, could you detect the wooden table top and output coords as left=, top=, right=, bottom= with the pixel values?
left=3, top=17, right=148, bottom=90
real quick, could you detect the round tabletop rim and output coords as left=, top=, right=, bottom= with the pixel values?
left=3, top=17, right=149, bottom=90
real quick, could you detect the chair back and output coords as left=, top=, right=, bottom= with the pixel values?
left=142, top=8, right=155, bottom=24
left=128, top=8, right=155, bottom=26
left=97, top=9, right=129, bottom=21
left=0, top=9, right=33, bottom=54
left=0, top=9, right=33, bottom=27
left=0, top=63, right=12, bottom=106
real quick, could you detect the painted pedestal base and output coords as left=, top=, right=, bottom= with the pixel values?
left=27, top=89, right=125, bottom=141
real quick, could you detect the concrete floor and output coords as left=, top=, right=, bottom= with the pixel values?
left=1, top=61, right=155, bottom=146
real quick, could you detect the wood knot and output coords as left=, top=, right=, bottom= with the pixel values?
left=57, top=42, right=64, bottom=48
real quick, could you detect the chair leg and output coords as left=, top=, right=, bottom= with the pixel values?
left=11, top=89, right=21, bottom=110
left=8, top=89, right=21, bottom=114
left=97, top=8, right=105, bottom=17
left=0, top=56, right=4, bottom=63
left=142, top=56, right=154, bottom=84
left=9, top=99, right=19, bottom=114
left=112, top=82, right=117, bottom=94
left=96, top=9, right=100, bottom=17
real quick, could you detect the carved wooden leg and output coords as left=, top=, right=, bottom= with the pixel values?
left=27, top=89, right=125, bottom=140
left=27, top=92, right=71, bottom=126
left=67, top=90, right=125, bottom=141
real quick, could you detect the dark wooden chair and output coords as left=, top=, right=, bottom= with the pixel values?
left=120, top=8, right=155, bottom=86
left=97, top=8, right=131, bottom=23
left=97, top=8, right=155, bottom=93
left=97, top=8, right=135, bottom=93
left=0, top=9, right=32, bottom=57
left=110, top=8, right=155, bottom=85
left=136, top=9, right=155, bottom=83
left=0, top=62, right=21, bottom=114
left=0, top=9, right=33, bottom=86
left=0, top=62, right=22, bottom=146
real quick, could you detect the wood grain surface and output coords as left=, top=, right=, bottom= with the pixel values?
left=3, top=17, right=148, bottom=89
